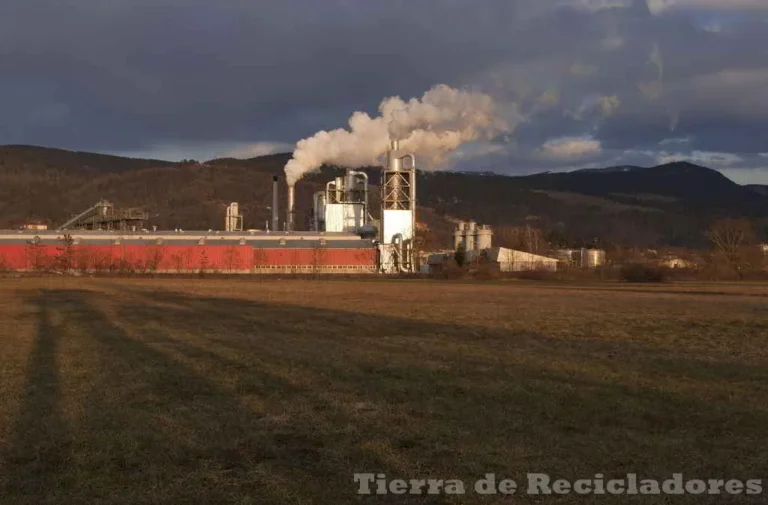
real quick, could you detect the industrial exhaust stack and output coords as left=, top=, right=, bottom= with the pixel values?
left=271, top=176, right=279, bottom=232
left=380, top=139, right=416, bottom=273
left=287, top=183, right=296, bottom=231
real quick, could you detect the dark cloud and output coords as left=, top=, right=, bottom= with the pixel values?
left=0, top=0, right=767, bottom=182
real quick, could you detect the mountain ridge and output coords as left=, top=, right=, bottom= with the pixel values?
left=0, top=145, right=765, bottom=248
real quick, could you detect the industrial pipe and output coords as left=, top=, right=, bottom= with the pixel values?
left=313, top=191, right=325, bottom=231
left=349, top=170, right=369, bottom=225
left=391, top=233, right=410, bottom=273
left=271, top=176, right=279, bottom=232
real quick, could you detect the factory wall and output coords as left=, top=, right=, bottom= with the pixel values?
left=0, top=244, right=376, bottom=273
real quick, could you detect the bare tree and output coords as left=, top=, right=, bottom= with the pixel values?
left=25, top=237, right=46, bottom=272
left=497, top=225, right=547, bottom=253
left=706, top=218, right=758, bottom=279
left=311, top=242, right=328, bottom=275
left=224, top=246, right=241, bottom=273
left=54, top=234, right=75, bottom=273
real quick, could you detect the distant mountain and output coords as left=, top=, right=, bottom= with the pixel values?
left=0, top=145, right=176, bottom=173
left=517, top=162, right=760, bottom=207
left=419, top=162, right=768, bottom=247
left=746, top=184, right=768, bottom=197
left=0, top=145, right=765, bottom=249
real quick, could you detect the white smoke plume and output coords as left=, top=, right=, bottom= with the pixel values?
left=283, top=84, right=510, bottom=185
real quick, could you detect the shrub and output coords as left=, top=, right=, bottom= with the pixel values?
left=431, top=261, right=467, bottom=280
left=472, top=262, right=501, bottom=280
left=620, top=263, right=665, bottom=283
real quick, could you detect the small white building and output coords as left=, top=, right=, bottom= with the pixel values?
left=471, top=247, right=559, bottom=272
left=22, top=223, right=48, bottom=231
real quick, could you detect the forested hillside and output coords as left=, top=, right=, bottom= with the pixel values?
left=1, top=145, right=766, bottom=250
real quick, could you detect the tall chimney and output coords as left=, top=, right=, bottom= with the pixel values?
left=287, top=184, right=296, bottom=231
left=271, top=176, right=279, bottom=232
left=387, top=140, right=402, bottom=171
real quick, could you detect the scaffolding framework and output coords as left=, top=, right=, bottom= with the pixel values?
left=58, top=200, right=149, bottom=231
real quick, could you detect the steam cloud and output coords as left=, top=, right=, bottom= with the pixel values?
left=283, top=84, right=510, bottom=185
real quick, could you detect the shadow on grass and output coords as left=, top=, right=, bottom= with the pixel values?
left=4, top=292, right=71, bottom=501
left=119, top=287, right=768, bottom=387
left=116, top=290, right=768, bottom=473
left=4, top=286, right=768, bottom=505
left=523, top=283, right=768, bottom=299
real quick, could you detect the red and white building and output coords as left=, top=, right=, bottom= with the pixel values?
left=0, top=230, right=377, bottom=274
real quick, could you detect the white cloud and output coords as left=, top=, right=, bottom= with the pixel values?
left=564, top=0, right=634, bottom=11
left=225, top=141, right=293, bottom=159
left=691, top=68, right=768, bottom=91
left=570, top=60, right=598, bottom=77
left=647, top=0, right=768, bottom=15
left=598, top=95, right=621, bottom=117
left=656, top=150, right=743, bottom=166
left=537, top=88, right=562, bottom=106
left=112, top=141, right=292, bottom=162
left=600, top=35, right=625, bottom=50
left=659, top=136, right=693, bottom=146
left=565, top=94, right=620, bottom=120
left=638, top=44, right=664, bottom=102
left=538, top=136, right=603, bottom=161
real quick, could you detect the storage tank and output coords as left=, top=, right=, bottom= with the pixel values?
left=464, top=221, right=477, bottom=251
left=476, top=225, right=493, bottom=250
left=454, top=221, right=465, bottom=249
left=584, top=249, right=606, bottom=268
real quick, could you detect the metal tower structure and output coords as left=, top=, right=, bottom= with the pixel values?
left=380, top=140, right=416, bottom=273
left=57, top=199, right=149, bottom=231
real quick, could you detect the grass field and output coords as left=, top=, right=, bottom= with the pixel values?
left=0, top=278, right=766, bottom=504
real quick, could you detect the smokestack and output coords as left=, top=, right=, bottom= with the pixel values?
left=387, top=140, right=402, bottom=171
left=287, top=184, right=296, bottom=231
left=271, top=176, right=279, bottom=232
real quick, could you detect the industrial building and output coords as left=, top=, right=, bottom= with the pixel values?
left=0, top=141, right=417, bottom=274
left=423, top=221, right=559, bottom=273
left=477, top=248, right=558, bottom=272
left=0, top=230, right=376, bottom=273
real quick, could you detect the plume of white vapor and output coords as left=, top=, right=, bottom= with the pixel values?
left=284, top=84, right=510, bottom=185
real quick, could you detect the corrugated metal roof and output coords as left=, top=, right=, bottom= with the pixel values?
left=0, top=237, right=376, bottom=249
left=484, top=247, right=558, bottom=263
left=0, top=229, right=372, bottom=244
left=0, top=229, right=362, bottom=239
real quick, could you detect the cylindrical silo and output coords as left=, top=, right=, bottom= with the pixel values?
left=454, top=221, right=465, bottom=250
left=464, top=221, right=477, bottom=251
left=476, top=225, right=493, bottom=251
left=585, top=249, right=606, bottom=268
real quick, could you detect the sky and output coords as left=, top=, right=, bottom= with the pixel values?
left=1, top=0, right=767, bottom=183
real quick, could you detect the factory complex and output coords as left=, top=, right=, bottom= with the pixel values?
left=0, top=141, right=418, bottom=274
left=1, top=139, right=608, bottom=275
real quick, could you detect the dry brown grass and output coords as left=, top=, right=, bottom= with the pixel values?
left=0, top=278, right=767, bottom=504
